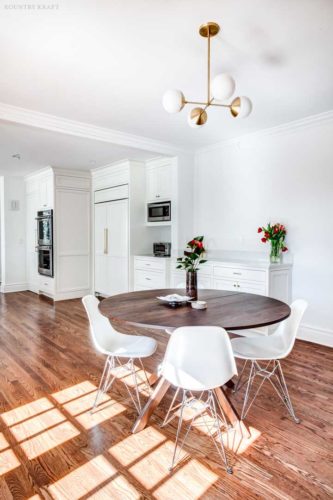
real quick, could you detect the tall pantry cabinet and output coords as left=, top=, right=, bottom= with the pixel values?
left=92, top=161, right=153, bottom=296
left=25, top=167, right=91, bottom=300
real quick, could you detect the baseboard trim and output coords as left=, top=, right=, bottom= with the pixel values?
left=297, top=324, right=333, bottom=348
left=1, top=283, right=28, bottom=293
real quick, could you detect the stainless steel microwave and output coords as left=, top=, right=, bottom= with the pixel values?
left=147, top=201, right=171, bottom=222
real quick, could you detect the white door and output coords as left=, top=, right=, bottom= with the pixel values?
left=106, top=199, right=129, bottom=295
left=94, top=203, right=108, bottom=295
left=26, top=191, right=39, bottom=292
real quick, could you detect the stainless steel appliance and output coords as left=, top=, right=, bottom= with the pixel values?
left=147, top=201, right=171, bottom=223
left=36, top=210, right=54, bottom=277
left=36, top=209, right=53, bottom=246
left=38, top=246, right=53, bottom=277
left=153, top=242, right=171, bottom=257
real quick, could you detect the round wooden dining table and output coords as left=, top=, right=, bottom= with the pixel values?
left=99, top=289, right=291, bottom=435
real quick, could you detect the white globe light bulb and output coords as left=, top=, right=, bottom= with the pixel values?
left=162, top=89, right=185, bottom=113
left=187, top=107, right=207, bottom=128
left=211, top=73, right=235, bottom=101
left=230, top=96, right=253, bottom=118
left=238, top=96, right=252, bottom=118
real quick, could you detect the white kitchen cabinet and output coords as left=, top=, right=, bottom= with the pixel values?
left=39, top=173, right=53, bottom=209
left=94, top=198, right=129, bottom=297
left=134, top=256, right=170, bottom=291
left=25, top=168, right=91, bottom=300
left=146, top=160, right=173, bottom=202
left=92, top=161, right=152, bottom=295
left=26, top=189, right=39, bottom=293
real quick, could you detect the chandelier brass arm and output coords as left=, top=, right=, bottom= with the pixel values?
left=162, top=21, right=252, bottom=127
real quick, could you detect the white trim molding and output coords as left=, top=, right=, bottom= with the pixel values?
left=0, top=102, right=185, bottom=156
left=196, top=109, right=333, bottom=155
left=297, top=324, right=333, bottom=348
left=1, top=282, right=28, bottom=293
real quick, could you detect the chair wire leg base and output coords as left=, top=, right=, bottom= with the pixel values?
left=240, top=359, right=300, bottom=423
left=167, top=390, right=232, bottom=474
left=91, top=356, right=152, bottom=415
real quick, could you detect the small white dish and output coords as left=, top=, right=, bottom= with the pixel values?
left=191, top=300, right=207, bottom=310
left=157, top=294, right=192, bottom=304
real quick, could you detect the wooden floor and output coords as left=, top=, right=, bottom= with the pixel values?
left=0, top=292, right=332, bottom=499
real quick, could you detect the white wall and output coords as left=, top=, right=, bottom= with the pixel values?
left=0, top=176, right=27, bottom=291
left=194, top=118, right=333, bottom=344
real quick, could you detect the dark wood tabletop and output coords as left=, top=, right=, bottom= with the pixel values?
left=99, top=289, right=291, bottom=331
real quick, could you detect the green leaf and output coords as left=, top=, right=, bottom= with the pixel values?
left=199, top=259, right=207, bottom=264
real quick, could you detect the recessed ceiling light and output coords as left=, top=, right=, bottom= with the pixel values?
left=12, top=153, right=21, bottom=159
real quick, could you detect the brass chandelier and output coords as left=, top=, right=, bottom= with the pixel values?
left=162, top=22, right=252, bottom=127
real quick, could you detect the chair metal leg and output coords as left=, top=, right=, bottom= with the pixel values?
left=92, top=356, right=152, bottom=415
left=161, top=387, right=181, bottom=428
left=269, top=361, right=300, bottom=423
left=169, top=390, right=187, bottom=471
left=232, top=360, right=248, bottom=393
left=239, top=359, right=300, bottom=423
left=208, top=391, right=233, bottom=474
left=91, top=356, right=116, bottom=413
left=167, top=389, right=233, bottom=473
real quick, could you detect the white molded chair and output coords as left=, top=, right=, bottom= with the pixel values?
left=160, top=326, right=237, bottom=473
left=231, top=299, right=308, bottom=423
left=82, top=295, right=157, bottom=413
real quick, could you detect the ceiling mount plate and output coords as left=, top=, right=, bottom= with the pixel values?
left=199, top=22, right=220, bottom=38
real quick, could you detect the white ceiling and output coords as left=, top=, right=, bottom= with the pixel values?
left=0, top=0, right=332, bottom=170
left=0, top=121, right=157, bottom=175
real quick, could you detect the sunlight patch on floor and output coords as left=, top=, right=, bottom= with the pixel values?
left=20, top=420, right=80, bottom=460
left=75, top=399, right=127, bottom=430
left=52, top=381, right=97, bottom=405
left=10, top=408, right=66, bottom=443
left=47, top=454, right=139, bottom=499
left=0, top=448, right=21, bottom=476
left=153, top=458, right=219, bottom=500
left=1, top=397, right=53, bottom=427
left=128, top=440, right=188, bottom=490
left=109, top=426, right=167, bottom=467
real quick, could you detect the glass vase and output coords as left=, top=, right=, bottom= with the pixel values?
left=270, top=240, right=282, bottom=263
left=186, top=270, right=198, bottom=301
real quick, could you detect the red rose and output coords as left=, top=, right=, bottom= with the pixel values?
left=257, top=227, right=262, bottom=233
left=282, top=246, right=288, bottom=252
left=264, top=232, right=270, bottom=238
left=195, top=240, right=203, bottom=249
left=274, top=227, right=278, bottom=233
left=261, top=237, right=267, bottom=243
left=189, top=239, right=196, bottom=246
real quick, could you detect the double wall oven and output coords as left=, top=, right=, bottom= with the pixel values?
left=36, top=209, right=54, bottom=277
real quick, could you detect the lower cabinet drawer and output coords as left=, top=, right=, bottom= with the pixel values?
left=134, top=269, right=166, bottom=289
left=134, top=257, right=166, bottom=271
left=213, top=278, right=266, bottom=296
left=39, top=276, right=55, bottom=295
left=213, top=265, right=266, bottom=283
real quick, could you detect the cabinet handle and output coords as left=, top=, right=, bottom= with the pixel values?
left=156, top=194, right=160, bottom=198
left=145, top=263, right=151, bottom=266
left=145, top=277, right=151, bottom=281
left=237, top=284, right=240, bottom=288
left=104, top=228, right=108, bottom=254
left=233, top=284, right=236, bottom=287
left=233, top=272, right=242, bottom=275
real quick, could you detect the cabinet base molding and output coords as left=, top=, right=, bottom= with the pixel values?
left=0, top=282, right=28, bottom=293
left=297, top=324, right=333, bottom=348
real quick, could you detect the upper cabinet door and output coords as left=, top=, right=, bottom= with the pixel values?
left=146, top=162, right=173, bottom=202
left=39, top=174, right=54, bottom=209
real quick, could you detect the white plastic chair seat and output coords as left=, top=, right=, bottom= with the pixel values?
left=98, top=331, right=157, bottom=358
left=231, top=335, right=287, bottom=361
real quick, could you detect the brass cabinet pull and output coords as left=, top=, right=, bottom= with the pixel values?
left=104, top=228, right=108, bottom=254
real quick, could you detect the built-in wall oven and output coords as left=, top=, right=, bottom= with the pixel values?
left=36, top=210, right=54, bottom=277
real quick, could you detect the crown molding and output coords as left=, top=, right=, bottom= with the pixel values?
left=196, top=109, right=333, bottom=155
left=0, top=102, right=186, bottom=156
